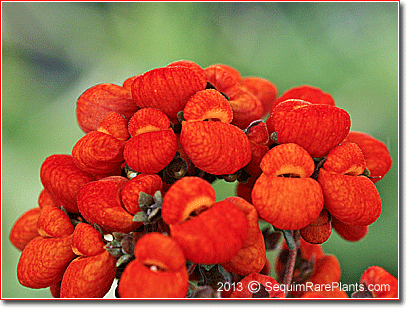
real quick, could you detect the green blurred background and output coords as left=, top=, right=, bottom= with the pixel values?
left=2, top=2, right=399, bottom=298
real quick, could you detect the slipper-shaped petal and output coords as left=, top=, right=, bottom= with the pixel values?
left=360, top=266, right=398, bottom=298
left=220, top=197, right=266, bottom=276
left=180, top=121, right=251, bottom=175
left=9, top=208, right=41, bottom=251
left=162, top=177, right=248, bottom=264
left=40, top=154, right=94, bottom=214
left=60, top=251, right=117, bottom=298
left=17, top=235, right=76, bottom=289
left=317, top=169, right=381, bottom=226
left=121, top=174, right=163, bottom=215
left=118, top=232, right=188, bottom=298
left=76, top=83, right=138, bottom=133
left=267, top=100, right=350, bottom=157
left=241, top=76, right=278, bottom=117
left=183, top=89, right=233, bottom=123
left=77, top=176, right=141, bottom=233
left=37, top=205, right=74, bottom=238
left=131, top=66, right=207, bottom=122
left=124, top=108, right=178, bottom=174
left=274, top=85, right=335, bottom=108
left=72, top=131, right=126, bottom=177
left=252, top=144, right=323, bottom=230
left=344, top=131, right=392, bottom=183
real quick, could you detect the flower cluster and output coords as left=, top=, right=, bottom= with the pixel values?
left=9, top=60, right=396, bottom=299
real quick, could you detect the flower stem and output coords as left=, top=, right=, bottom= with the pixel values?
left=187, top=263, right=197, bottom=276
left=283, top=230, right=300, bottom=296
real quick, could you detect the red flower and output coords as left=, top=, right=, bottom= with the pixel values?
left=59, top=224, right=117, bottom=298
left=266, top=99, right=351, bottom=157
left=72, top=112, right=128, bottom=178
left=180, top=89, right=251, bottom=175
left=76, top=83, right=138, bottom=133
left=118, top=232, right=188, bottom=298
left=344, top=131, right=392, bottom=183
left=17, top=234, right=76, bottom=289
left=359, top=266, right=398, bottom=298
left=40, top=154, right=94, bottom=214
left=252, top=143, right=324, bottom=230
left=331, top=217, right=368, bottom=242
left=121, top=173, right=163, bottom=215
left=77, top=176, right=141, bottom=233
left=220, top=196, right=266, bottom=276
left=131, top=64, right=207, bottom=123
left=204, top=64, right=241, bottom=98
left=240, top=76, right=278, bottom=116
left=124, top=108, right=178, bottom=174
left=37, top=205, right=74, bottom=238
left=162, top=177, right=248, bottom=264
left=97, top=111, right=130, bottom=141
left=9, top=207, right=41, bottom=251
left=300, top=209, right=332, bottom=244
left=318, top=143, right=382, bottom=226
left=205, top=64, right=277, bottom=129
left=243, top=121, right=270, bottom=177
left=274, top=85, right=335, bottom=109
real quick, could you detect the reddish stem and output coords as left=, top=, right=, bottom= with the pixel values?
left=283, top=230, right=300, bottom=296
left=187, top=263, right=197, bottom=276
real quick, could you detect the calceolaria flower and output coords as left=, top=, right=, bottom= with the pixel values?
left=9, top=60, right=395, bottom=299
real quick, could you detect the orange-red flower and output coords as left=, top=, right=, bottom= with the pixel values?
left=252, top=143, right=324, bottom=230
left=37, top=205, right=74, bottom=238
left=9, top=207, right=41, bottom=251
left=162, top=177, right=248, bottom=264
left=220, top=196, right=266, bottom=276
left=204, top=64, right=241, bottom=98
left=124, top=108, right=178, bottom=174
left=331, top=217, right=368, bottom=242
left=243, top=121, right=270, bottom=177
left=17, top=234, right=76, bottom=289
left=344, top=131, right=392, bottom=183
left=131, top=64, right=207, bottom=123
left=274, top=85, right=335, bottom=109
left=204, top=64, right=277, bottom=129
left=300, top=209, right=332, bottom=244
left=318, top=143, right=382, bottom=226
left=118, top=232, right=188, bottom=298
left=76, top=83, right=138, bottom=133
left=240, top=76, right=278, bottom=117
left=180, top=90, right=251, bottom=175
left=97, top=111, right=130, bottom=141
left=77, top=176, right=141, bottom=233
left=38, top=188, right=57, bottom=208
left=59, top=223, right=117, bottom=298
left=266, top=99, right=351, bottom=157
left=228, top=88, right=264, bottom=129
left=359, top=266, right=398, bottom=298
left=72, top=131, right=125, bottom=177
left=72, top=112, right=128, bottom=178
left=121, top=173, right=163, bottom=215
left=40, top=154, right=94, bottom=214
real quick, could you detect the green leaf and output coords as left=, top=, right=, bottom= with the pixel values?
left=138, top=192, right=154, bottom=210
left=282, top=230, right=296, bottom=251
left=133, top=211, right=147, bottom=222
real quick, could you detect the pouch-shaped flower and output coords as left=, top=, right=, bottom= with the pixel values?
left=252, top=143, right=324, bottom=230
